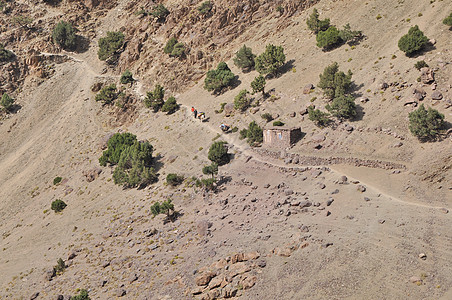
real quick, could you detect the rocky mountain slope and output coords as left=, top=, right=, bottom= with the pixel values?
left=0, top=0, right=451, bottom=299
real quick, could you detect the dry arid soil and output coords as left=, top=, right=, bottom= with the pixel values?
left=0, top=0, right=451, bottom=299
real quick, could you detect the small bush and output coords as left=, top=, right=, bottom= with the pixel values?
left=255, top=44, right=286, bottom=76
left=54, top=258, right=66, bottom=275
left=242, top=121, right=263, bottom=146
left=316, top=26, right=341, bottom=50
left=306, top=8, right=330, bottom=33
left=0, top=43, right=14, bottom=62
left=51, top=199, right=67, bottom=213
left=326, top=94, right=357, bottom=120
left=151, top=4, right=169, bottom=22
left=234, top=89, right=250, bottom=111
left=161, top=96, right=178, bottom=114
left=308, top=106, right=331, bottom=127
left=53, top=176, right=62, bottom=185
left=398, top=25, right=429, bottom=56
left=200, top=178, right=216, bottom=191
left=164, top=37, right=177, bottom=54
left=443, top=12, right=452, bottom=27
left=318, top=62, right=353, bottom=99
left=204, top=62, right=235, bottom=94
left=409, top=104, right=445, bottom=141
left=414, top=60, right=429, bottom=70
left=166, top=173, right=184, bottom=186
left=272, top=120, right=285, bottom=126
left=231, top=126, right=238, bottom=133
left=202, top=162, right=218, bottom=178
left=52, top=21, right=76, bottom=50
left=95, top=84, right=117, bottom=104
left=233, top=45, right=255, bottom=71
left=261, top=112, right=273, bottom=122
left=151, top=199, right=175, bottom=220
left=170, top=42, right=185, bottom=57
left=208, top=141, right=229, bottom=166
left=1, top=93, right=14, bottom=112
left=251, top=75, right=266, bottom=95
left=144, top=84, right=165, bottom=111
left=120, top=70, right=134, bottom=84
left=98, top=31, right=124, bottom=61
left=70, top=289, right=90, bottom=300
left=198, top=1, right=213, bottom=15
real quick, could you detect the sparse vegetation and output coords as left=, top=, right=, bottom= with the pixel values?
left=164, top=37, right=185, bottom=57
left=151, top=199, right=175, bottom=221
left=166, top=173, right=184, bottom=186
left=414, top=60, right=429, bottom=70
left=409, top=104, right=445, bottom=141
left=204, top=62, right=235, bottom=94
left=318, top=62, right=353, bottom=99
left=53, top=176, right=62, bottom=185
left=99, top=133, right=157, bottom=188
left=443, top=12, right=452, bottom=27
left=120, top=70, right=134, bottom=84
left=261, top=112, right=273, bottom=122
left=308, top=106, right=331, bottom=127
left=255, top=44, right=286, bottom=77
left=1, top=93, right=14, bottom=112
left=151, top=4, right=170, bottom=22
left=398, top=25, right=429, bottom=56
left=70, top=289, right=90, bottom=300
left=97, top=31, right=124, bottom=61
left=51, top=199, right=67, bottom=213
left=95, top=84, right=118, bottom=105
left=202, top=162, right=218, bottom=178
left=272, top=120, right=285, bottom=126
left=0, top=43, right=14, bottom=62
left=234, top=89, right=250, bottom=111
left=208, top=141, right=229, bottom=166
left=233, top=45, right=256, bottom=71
left=161, top=96, right=179, bottom=114
left=198, top=1, right=213, bottom=15
left=251, top=75, right=266, bottom=95
left=53, top=258, right=66, bottom=275
left=52, top=21, right=76, bottom=50
left=240, top=121, right=263, bottom=146
left=144, top=84, right=165, bottom=111
left=306, top=8, right=330, bottom=34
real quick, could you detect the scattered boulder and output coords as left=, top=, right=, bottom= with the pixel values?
left=379, top=82, right=389, bottom=90
left=197, top=220, right=212, bottom=236
left=196, top=271, right=216, bottom=286
left=289, top=111, right=296, bottom=117
left=223, top=103, right=234, bottom=117
left=241, top=275, right=257, bottom=289
left=420, top=67, right=434, bottom=84
left=357, top=185, right=367, bottom=192
left=431, top=91, right=443, bottom=100
left=43, top=268, right=56, bottom=281
left=250, top=107, right=260, bottom=114
left=30, top=292, right=39, bottom=300
left=303, top=84, right=314, bottom=94
left=299, top=199, right=312, bottom=208
left=82, top=168, right=102, bottom=182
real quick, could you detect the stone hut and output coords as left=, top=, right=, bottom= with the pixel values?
left=263, top=127, right=302, bottom=148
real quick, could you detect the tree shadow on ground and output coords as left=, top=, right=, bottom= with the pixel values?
left=8, top=104, right=22, bottom=114
left=407, top=43, right=436, bottom=58
left=163, top=211, right=184, bottom=224
left=275, top=59, right=295, bottom=78
left=353, top=104, right=365, bottom=121
left=74, top=35, right=90, bottom=54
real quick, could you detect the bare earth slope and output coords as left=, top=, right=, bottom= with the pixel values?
left=0, top=0, right=451, bottom=299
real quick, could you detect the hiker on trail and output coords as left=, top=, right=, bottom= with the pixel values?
left=220, top=123, right=230, bottom=132
left=193, top=108, right=198, bottom=119
left=198, top=112, right=206, bottom=121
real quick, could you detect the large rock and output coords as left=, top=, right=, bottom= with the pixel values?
left=223, top=103, right=234, bottom=116
left=431, top=91, right=443, bottom=100
left=197, top=220, right=212, bottom=236
left=420, top=67, right=434, bottom=84
left=303, top=84, right=314, bottom=94
left=82, top=168, right=102, bottom=182
left=196, top=271, right=216, bottom=286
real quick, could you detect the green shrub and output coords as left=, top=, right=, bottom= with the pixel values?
left=272, top=120, right=284, bottom=126
left=318, top=62, right=352, bottom=99
left=409, top=104, right=445, bottom=141
left=414, top=60, right=429, bottom=70
left=1, top=93, right=14, bottom=112
left=233, top=45, right=255, bottom=71
left=70, top=289, right=90, bottom=300
left=261, top=112, right=273, bottom=122
left=200, top=178, right=216, bottom=191
left=151, top=199, right=175, bottom=220
left=151, top=4, right=169, bottom=22
left=99, top=133, right=157, bottom=188
left=255, top=44, right=286, bottom=76
left=54, top=258, right=66, bottom=275
left=161, top=96, right=178, bottom=114
left=308, top=106, right=331, bottom=127
left=198, top=1, right=213, bottom=15
left=202, top=162, right=218, bottom=178
left=231, top=126, right=238, bottom=133
left=204, top=62, right=235, bottom=94
left=443, top=12, right=452, bottom=27
left=0, top=43, right=14, bottom=62
left=170, top=42, right=185, bottom=57
left=241, top=121, right=263, bottom=146
left=95, top=84, right=117, bottom=104
left=234, top=89, right=250, bottom=111
left=53, top=176, right=62, bottom=185
left=325, top=94, right=357, bottom=120
left=164, top=37, right=177, bottom=54
left=144, top=84, right=165, bottom=111
left=338, top=23, right=361, bottom=44
left=306, top=8, right=330, bottom=33
left=51, top=199, right=67, bottom=213
left=120, top=70, right=134, bottom=84
left=251, top=75, right=266, bottom=95
left=316, top=26, right=341, bottom=50
left=166, top=173, right=184, bottom=186
left=208, top=141, right=229, bottom=166
left=398, top=25, right=429, bottom=56
left=52, top=21, right=76, bottom=50
left=98, top=31, right=124, bottom=61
